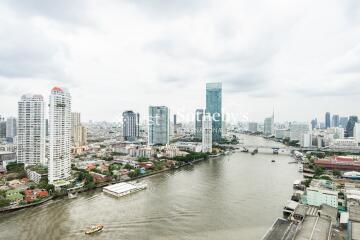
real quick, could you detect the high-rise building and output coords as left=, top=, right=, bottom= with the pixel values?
left=202, top=113, right=212, bottom=153
left=311, top=118, right=318, bottom=130
left=206, top=82, right=222, bottom=142
left=325, top=112, right=331, bottom=129
left=17, top=94, right=46, bottom=166
left=6, top=117, right=17, bottom=141
left=122, top=110, right=139, bottom=142
left=332, top=114, right=339, bottom=127
left=71, top=112, right=87, bottom=147
left=290, top=122, right=310, bottom=141
left=148, top=106, right=169, bottom=145
left=0, top=116, right=6, bottom=139
left=346, top=116, right=358, bottom=138
left=173, top=114, right=177, bottom=134
left=248, top=122, right=258, bottom=133
left=195, top=109, right=204, bottom=140
left=48, top=87, right=72, bottom=184
left=354, top=123, right=360, bottom=144
left=340, top=117, right=349, bottom=129
left=264, top=114, right=274, bottom=136
left=45, top=119, right=49, bottom=136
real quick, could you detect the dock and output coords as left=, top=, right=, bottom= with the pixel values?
left=103, top=182, right=146, bottom=197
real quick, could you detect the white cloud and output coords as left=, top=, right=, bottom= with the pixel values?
left=0, top=0, right=360, bottom=122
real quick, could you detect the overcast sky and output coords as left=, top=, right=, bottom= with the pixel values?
left=0, top=0, right=360, bottom=123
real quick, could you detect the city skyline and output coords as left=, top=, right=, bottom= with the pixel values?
left=1, top=1, right=360, bottom=122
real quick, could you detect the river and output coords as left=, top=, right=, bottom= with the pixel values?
left=0, top=135, right=302, bottom=240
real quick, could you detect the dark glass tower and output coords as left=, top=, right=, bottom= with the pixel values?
left=206, top=82, right=222, bottom=142
left=325, top=112, right=331, bottom=129
left=346, top=116, right=358, bottom=137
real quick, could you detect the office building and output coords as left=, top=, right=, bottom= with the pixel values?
left=0, top=117, right=5, bottom=139
left=6, top=117, right=17, bottom=141
left=202, top=114, right=212, bottom=153
left=340, top=117, right=349, bottom=129
left=290, top=122, right=310, bottom=141
left=325, top=112, right=331, bottom=129
left=17, top=94, right=46, bottom=165
left=206, top=82, right=222, bottom=142
left=354, top=123, right=360, bottom=144
left=248, top=122, right=258, bottom=133
left=173, top=114, right=177, bottom=134
left=122, top=111, right=139, bottom=142
left=148, top=106, right=169, bottom=145
left=311, top=118, right=318, bottom=130
left=346, top=116, right=358, bottom=137
left=48, top=87, right=72, bottom=184
left=264, top=115, right=274, bottom=136
left=332, top=114, right=339, bottom=127
left=195, top=109, right=204, bottom=140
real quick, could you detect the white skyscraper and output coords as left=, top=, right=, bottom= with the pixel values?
left=354, top=123, right=360, bottom=144
left=49, top=87, right=72, bottom=184
left=17, top=94, right=46, bottom=165
left=202, top=114, right=212, bottom=153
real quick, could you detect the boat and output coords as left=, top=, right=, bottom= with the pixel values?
left=298, top=165, right=303, bottom=172
left=251, top=149, right=258, bottom=155
left=271, top=160, right=276, bottom=163
left=343, top=171, right=360, bottom=180
left=85, top=224, right=103, bottom=234
left=68, top=192, right=78, bottom=199
left=241, top=148, right=249, bottom=153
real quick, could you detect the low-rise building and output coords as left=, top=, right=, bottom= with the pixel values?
left=306, top=187, right=338, bottom=208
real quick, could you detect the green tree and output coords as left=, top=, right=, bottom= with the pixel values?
left=124, top=163, right=134, bottom=170
left=0, top=199, right=11, bottom=208
left=128, top=169, right=141, bottom=178
left=137, top=157, right=149, bottom=162
left=6, top=162, right=25, bottom=173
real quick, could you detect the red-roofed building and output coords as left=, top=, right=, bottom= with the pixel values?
left=24, top=189, right=49, bottom=203
left=315, top=156, right=360, bottom=171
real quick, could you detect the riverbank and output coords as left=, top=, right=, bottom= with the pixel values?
left=1, top=154, right=222, bottom=213
left=0, top=196, right=53, bottom=213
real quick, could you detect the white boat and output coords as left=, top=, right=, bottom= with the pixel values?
left=343, top=171, right=360, bottom=180
left=68, top=192, right=78, bottom=199
left=298, top=165, right=303, bottom=172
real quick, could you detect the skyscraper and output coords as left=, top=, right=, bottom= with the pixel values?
left=325, top=112, right=331, bottom=129
left=332, top=114, right=339, bottom=127
left=248, top=122, right=258, bottom=133
left=17, top=94, right=46, bottom=165
left=346, top=116, right=358, bottom=138
left=195, top=109, right=204, bottom=140
left=311, top=118, right=318, bottom=130
left=71, top=112, right=87, bottom=147
left=340, top=117, right=349, bottom=129
left=6, top=117, right=17, bottom=142
left=122, top=110, right=139, bottom=141
left=206, top=82, right=222, bottom=142
left=49, top=87, right=72, bottom=184
left=264, top=115, right=274, bottom=136
left=0, top=116, right=6, bottom=139
left=148, top=106, right=169, bottom=145
left=202, top=113, right=212, bottom=153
